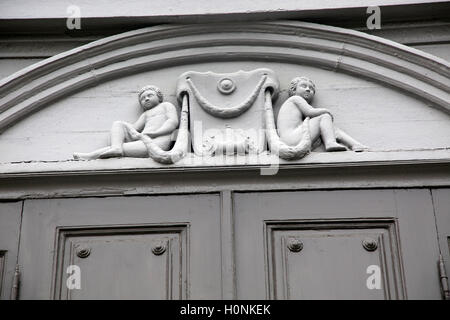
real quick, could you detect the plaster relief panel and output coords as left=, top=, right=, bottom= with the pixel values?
left=68, top=67, right=368, bottom=164
left=53, top=225, right=188, bottom=300
left=1, top=61, right=448, bottom=165
left=0, top=22, right=448, bottom=166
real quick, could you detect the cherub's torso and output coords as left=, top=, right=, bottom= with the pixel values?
left=142, top=102, right=171, bottom=134
left=277, top=96, right=308, bottom=131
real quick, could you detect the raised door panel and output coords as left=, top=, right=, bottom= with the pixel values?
left=54, top=225, right=187, bottom=299
left=266, top=220, right=404, bottom=299
left=0, top=201, right=22, bottom=300
left=19, top=194, right=221, bottom=299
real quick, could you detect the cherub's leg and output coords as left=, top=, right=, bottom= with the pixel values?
left=335, top=128, right=368, bottom=152
left=122, top=136, right=173, bottom=158
left=73, top=121, right=136, bottom=160
left=309, top=114, right=346, bottom=151
left=121, top=141, right=148, bottom=157
left=278, top=123, right=305, bottom=147
left=99, top=120, right=144, bottom=158
left=73, top=141, right=148, bottom=160
left=73, top=147, right=111, bottom=160
left=97, top=121, right=132, bottom=158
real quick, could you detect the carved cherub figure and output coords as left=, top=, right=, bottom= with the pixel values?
left=73, top=85, right=179, bottom=160
left=277, top=77, right=367, bottom=152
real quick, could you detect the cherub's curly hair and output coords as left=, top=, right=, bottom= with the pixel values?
left=288, top=77, right=316, bottom=97
left=138, top=85, right=164, bottom=103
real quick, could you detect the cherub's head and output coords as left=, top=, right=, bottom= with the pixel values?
left=138, top=85, right=163, bottom=110
left=288, top=77, right=316, bottom=103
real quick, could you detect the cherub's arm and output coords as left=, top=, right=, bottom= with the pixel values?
left=292, top=97, right=334, bottom=119
left=132, top=113, right=146, bottom=132
left=146, top=103, right=179, bottom=137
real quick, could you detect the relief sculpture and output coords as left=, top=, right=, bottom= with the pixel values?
left=274, top=77, right=368, bottom=157
left=73, top=69, right=367, bottom=164
left=73, top=85, right=189, bottom=164
left=176, top=69, right=279, bottom=156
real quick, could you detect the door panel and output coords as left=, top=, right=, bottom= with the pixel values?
left=266, top=220, right=404, bottom=299
left=0, top=201, right=22, bottom=300
left=55, top=225, right=187, bottom=299
left=234, top=189, right=440, bottom=299
left=19, top=194, right=221, bottom=299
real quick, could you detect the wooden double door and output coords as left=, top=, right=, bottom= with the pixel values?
left=1, top=189, right=449, bottom=299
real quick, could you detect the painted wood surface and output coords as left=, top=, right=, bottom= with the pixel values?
left=18, top=194, right=222, bottom=299
left=11, top=188, right=447, bottom=299
left=431, top=188, right=450, bottom=299
left=233, top=189, right=441, bottom=299
left=0, top=201, right=22, bottom=300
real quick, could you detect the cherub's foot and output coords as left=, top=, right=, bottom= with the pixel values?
left=98, top=147, right=123, bottom=159
left=73, top=152, right=93, bottom=160
left=325, top=141, right=347, bottom=152
left=351, top=144, right=369, bottom=152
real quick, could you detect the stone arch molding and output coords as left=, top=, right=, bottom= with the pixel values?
left=0, top=21, right=449, bottom=164
left=1, top=21, right=449, bottom=131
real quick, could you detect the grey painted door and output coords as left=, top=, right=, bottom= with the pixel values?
left=0, top=201, right=22, bottom=300
left=18, top=194, right=222, bottom=299
left=234, top=189, right=442, bottom=299
left=10, top=188, right=447, bottom=299
left=431, top=188, right=450, bottom=299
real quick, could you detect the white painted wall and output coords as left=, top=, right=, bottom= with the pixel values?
left=0, top=0, right=443, bottom=19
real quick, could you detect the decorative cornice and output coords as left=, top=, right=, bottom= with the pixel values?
left=0, top=21, right=449, bottom=134
left=1, top=149, right=449, bottom=179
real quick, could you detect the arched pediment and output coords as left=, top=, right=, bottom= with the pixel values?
left=0, top=21, right=449, bottom=173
